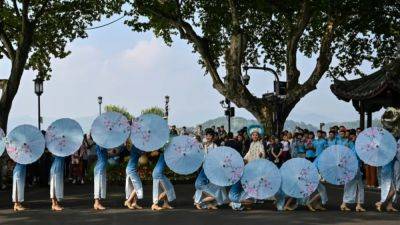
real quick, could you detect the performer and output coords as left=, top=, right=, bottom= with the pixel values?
left=244, top=126, right=265, bottom=163
left=12, top=163, right=26, bottom=211
left=305, top=132, right=316, bottom=162
left=375, top=160, right=398, bottom=212
left=283, top=197, right=316, bottom=211
left=228, top=181, right=253, bottom=211
left=274, top=189, right=286, bottom=211
left=194, top=128, right=228, bottom=210
left=292, top=133, right=305, bottom=158
left=336, top=129, right=349, bottom=147
left=124, top=141, right=143, bottom=210
left=49, top=156, right=65, bottom=211
left=313, top=130, right=327, bottom=157
left=194, top=169, right=228, bottom=209
left=93, top=145, right=108, bottom=210
left=306, top=157, right=328, bottom=211
left=327, top=130, right=337, bottom=147
left=394, top=140, right=400, bottom=203
left=151, top=151, right=176, bottom=211
left=340, top=130, right=366, bottom=212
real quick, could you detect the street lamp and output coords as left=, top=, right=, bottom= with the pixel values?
left=97, top=96, right=103, bottom=115
left=164, top=95, right=170, bottom=121
left=33, top=76, right=44, bottom=130
left=243, top=65, right=286, bottom=135
left=220, top=98, right=234, bottom=133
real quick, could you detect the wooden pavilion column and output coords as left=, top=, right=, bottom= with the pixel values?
left=367, top=111, right=372, bottom=128
left=359, top=102, right=365, bottom=129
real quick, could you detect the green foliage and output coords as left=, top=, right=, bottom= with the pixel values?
left=141, top=106, right=165, bottom=117
left=125, top=0, right=399, bottom=78
left=105, top=104, right=134, bottom=121
left=0, top=0, right=125, bottom=78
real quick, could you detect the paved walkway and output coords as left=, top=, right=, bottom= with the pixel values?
left=0, top=184, right=399, bottom=225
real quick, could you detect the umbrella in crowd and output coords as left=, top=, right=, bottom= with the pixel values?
left=317, top=145, right=358, bottom=185
left=164, top=135, right=205, bottom=175
left=241, top=159, right=281, bottom=199
left=6, top=125, right=45, bottom=164
left=45, top=118, right=84, bottom=157
left=0, top=128, right=5, bottom=156
left=203, top=146, right=244, bottom=187
left=280, top=158, right=319, bottom=198
left=355, top=127, right=397, bottom=167
left=91, top=112, right=130, bottom=149
left=130, top=114, right=169, bottom=152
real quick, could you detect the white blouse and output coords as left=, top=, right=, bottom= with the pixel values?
left=203, top=142, right=218, bottom=154
left=244, top=141, right=265, bottom=162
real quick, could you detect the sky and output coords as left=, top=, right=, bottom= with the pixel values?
left=0, top=16, right=384, bottom=130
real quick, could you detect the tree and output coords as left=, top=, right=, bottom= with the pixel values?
left=141, top=106, right=165, bottom=117
left=105, top=104, right=134, bottom=121
left=0, top=0, right=123, bottom=131
left=125, top=0, right=399, bottom=134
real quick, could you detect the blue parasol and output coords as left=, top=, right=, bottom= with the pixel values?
left=355, top=127, right=397, bottom=167
left=280, top=158, right=319, bottom=198
left=45, top=118, right=84, bottom=157
left=397, top=140, right=400, bottom=161
left=91, top=112, right=130, bottom=149
left=130, top=114, right=169, bottom=152
left=317, top=145, right=358, bottom=185
left=164, top=135, right=205, bottom=175
left=0, top=128, right=5, bottom=156
left=203, top=146, right=244, bottom=187
left=6, top=125, right=45, bottom=164
left=241, top=159, right=281, bottom=199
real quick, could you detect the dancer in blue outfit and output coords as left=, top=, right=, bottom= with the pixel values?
left=151, top=151, right=176, bottom=211
left=228, top=181, right=253, bottom=210
left=340, top=130, right=366, bottom=212
left=375, top=160, right=398, bottom=212
left=124, top=141, right=144, bottom=210
left=305, top=155, right=328, bottom=211
left=50, top=156, right=65, bottom=211
left=194, top=168, right=228, bottom=209
left=12, top=163, right=26, bottom=211
left=93, top=145, right=108, bottom=210
left=194, top=128, right=228, bottom=210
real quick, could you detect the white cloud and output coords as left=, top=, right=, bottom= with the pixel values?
left=2, top=24, right=384, bottom=131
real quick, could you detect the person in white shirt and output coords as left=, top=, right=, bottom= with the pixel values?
left=244, top=125, right=266, bottom=163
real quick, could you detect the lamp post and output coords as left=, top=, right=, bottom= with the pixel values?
left=242, top=65, right=286, bottom=135
left=97, top=96, right=103, bottom=115
left=220, top=98, right=233, bottom=133
left=164, top=95, right=170, bottom=121
left=33, top=76, right=44, bottom=130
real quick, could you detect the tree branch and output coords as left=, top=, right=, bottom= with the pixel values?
left=288, top=16, right=336, bottom=102
left=137, top=2, right=226, bottom=92
left=286, top=0, right=312, bottom=89
left=0, top=24, right=16, bottom=60
left=33, top=0, right=50, bottom=24
left=227, top=0, right=239, bottom=31
left=0, top=45, right=10, bottom=58
left=12, top=0, right=21, bottom=17
left=22, top=0, right=29, bottom=21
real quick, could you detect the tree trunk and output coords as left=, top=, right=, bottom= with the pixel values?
left=249, top=99, right=291, bottom=137
left=0, top=62, right=26, bottom=133
left=0, top=25, right=33, bottom=132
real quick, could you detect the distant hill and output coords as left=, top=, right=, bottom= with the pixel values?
left=198, top=117, right=382, bottom=133
left=7, top=115, right=382, bottom=134
left=199, top=116, right=318, bottom=133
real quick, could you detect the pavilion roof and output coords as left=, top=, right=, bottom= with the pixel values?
left=330, top=59, right=400, bottom=102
